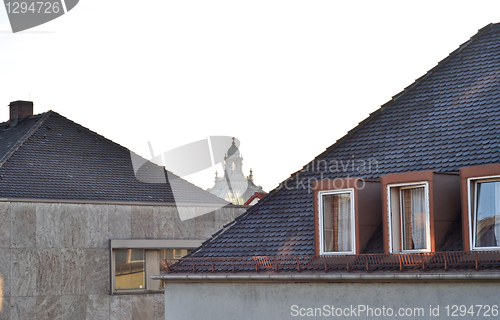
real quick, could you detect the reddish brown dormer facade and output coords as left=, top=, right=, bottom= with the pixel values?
left=381, top=171, right=460, bottom=254
left=313, top=178, right=381, bottom=255
left=460, top=163, right=500, bottom=251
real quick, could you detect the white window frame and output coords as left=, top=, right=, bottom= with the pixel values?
left=318, top=188, right=356, bottom=255
left=467, top=175, right=500, bottom=251
left=387, top=182, right=431, bottom=253
left=109, top=239, right=202, bottom=294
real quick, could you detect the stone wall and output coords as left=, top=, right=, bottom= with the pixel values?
left=0, top=201, right=246, bottom=320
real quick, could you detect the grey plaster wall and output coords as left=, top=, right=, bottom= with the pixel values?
left=0, top=201, right=245, bottom=320
left=164, top=280, right=500, bottom=320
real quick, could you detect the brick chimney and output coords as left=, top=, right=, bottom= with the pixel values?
left=9, top=100, right=33, bottom=127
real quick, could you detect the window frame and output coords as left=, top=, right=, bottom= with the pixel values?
left=387, top=181, right=431, bottom=253
left=109, top=239, right=202, bottom=294
left=468, top=175, right=500, bottom=251
left=318, top=188, right=356, bottom=255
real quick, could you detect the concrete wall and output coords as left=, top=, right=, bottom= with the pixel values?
left=164, top=280, right=500, bottom=320
left=0, top=201, right=245, bottom=320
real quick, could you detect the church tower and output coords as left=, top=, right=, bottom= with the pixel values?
left=224, top=138, right=244, bottom=177
left=207, top=138, right=265, bottom=205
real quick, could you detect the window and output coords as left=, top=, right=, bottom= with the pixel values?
left=318, top=189, right=355, bottom=254
left=110, top=239, right=201, bottom=293
left=383, top=170, right=460, bottom=253
left=314, top=178, right=382, bottom=256
left=115, top=249, right=146, bottom=290
left=387, top=182, right=430, bottom=253
left=469, top=177, right=500, bottom=249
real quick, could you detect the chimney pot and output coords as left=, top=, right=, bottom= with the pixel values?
left=9, top=100, right=33, bottom=126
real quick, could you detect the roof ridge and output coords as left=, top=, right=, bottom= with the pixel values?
left=390, top=23, right=494, bottom=103
left=48, top=111, right=166, bottom=173
left=308, top=23, right=497, bottom=167
left=0, top=111, right=52, bottom=169
left=47, top=111, right=229, bottom=204
left=48, top=111, right=136, bottom=156
left=264, top=24, right=499, bottom=196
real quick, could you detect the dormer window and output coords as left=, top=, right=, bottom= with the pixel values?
left=313, top=178, right=382, bottom=256
left=382, top=171, right=460, bottom=254
left=387, top=183, right=430, bottom=252
left=319, top=189, right=355, bottom=254
left=460, top=164, right=500, bottom=251
left=460, top=164, right=500, bottom=250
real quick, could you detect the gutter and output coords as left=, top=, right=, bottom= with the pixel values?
left=151, top=272, right=500, bottom=283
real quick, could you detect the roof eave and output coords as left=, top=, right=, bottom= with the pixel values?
left=152, top=271, right=500, bottom=283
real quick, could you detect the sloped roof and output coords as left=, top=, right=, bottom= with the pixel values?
left=191, top=23, right=500, bottom=257
left=0, top=111, right=228, bottom=205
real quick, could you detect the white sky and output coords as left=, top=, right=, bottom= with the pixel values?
left=0, top=1, right=499, bottom=191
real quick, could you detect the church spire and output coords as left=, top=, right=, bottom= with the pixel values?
left=207, top=137, right=265, bottom=205
left=224, top=137, right=243, bottom=176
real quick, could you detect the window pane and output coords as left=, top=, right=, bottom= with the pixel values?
left=115, top=249, right=145, bottom=290
left=401, top=187, right=427, bottom=250
left=475, top=181, right=500, bottom=247
left=322, top=193, right=352, bottom=253
left=159, top=249, right=189, bottom=288
left=159, top=249, right=189, bottom=260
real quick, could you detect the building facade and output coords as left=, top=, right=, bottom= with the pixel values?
left=0, top=102, right=247, bottom=320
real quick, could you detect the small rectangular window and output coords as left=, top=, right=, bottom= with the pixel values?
left=388, top=183, right=430, bottom=253
left=473, top=180, right=500, bottom=248
left=114, top=249, right=146, bottom=290
left=319, top=189, right=355, bottom=254
left=110, top=240, right=199, bottom=294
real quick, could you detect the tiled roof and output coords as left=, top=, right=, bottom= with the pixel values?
left=0, top=113, right=45, bottom=164
left=0, top=111, right=228, bottom=205
left=190, top=23, right=500, bottom=258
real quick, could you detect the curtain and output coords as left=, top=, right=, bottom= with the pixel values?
left=337, top=194, right=352, bottom=252
left=411, top=187, right=427, bottom=250
left=323, top=195, right=334, bottom=252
